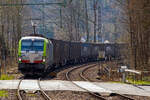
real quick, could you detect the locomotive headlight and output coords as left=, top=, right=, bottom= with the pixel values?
left=43, top=58, right=46, bottom=62
left=19, top=57, right=21, bottom=62
left=42, top=56, right=46, bottom=62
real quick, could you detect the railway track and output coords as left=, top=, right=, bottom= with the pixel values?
left=66, top=63, right=107, bottom=100
left=17, top=79, right=24, bottom=100
left=17, top=78, right=52, bottom=100
left=80, top=63, right=135, bottom=100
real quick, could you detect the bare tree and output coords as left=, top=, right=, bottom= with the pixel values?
left=0, top=0, right=24, bottom=73
left=116, top=0, right=150, bottom=70
left=84, top=0, right=89, bottom=42
left=93, top=0, right=98, bottom=42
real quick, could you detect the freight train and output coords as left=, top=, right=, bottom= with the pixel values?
left=18, top=35, right=125, bottom=76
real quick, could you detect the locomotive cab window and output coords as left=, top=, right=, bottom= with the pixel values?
left=32, top=40, right=44, bottom=51
left=21, top=39, right=44, bottom=51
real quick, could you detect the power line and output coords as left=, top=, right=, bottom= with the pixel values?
left=0, top=3, right=64, bottom=6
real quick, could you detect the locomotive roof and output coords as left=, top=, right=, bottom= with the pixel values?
left=21, top=36, right=47, bottom=40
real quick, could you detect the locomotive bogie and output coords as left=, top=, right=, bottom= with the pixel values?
left=18, top=63, right=45, bottom=75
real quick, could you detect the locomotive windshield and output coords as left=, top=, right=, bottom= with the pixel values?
left=21, top=39, right=44, bottom=51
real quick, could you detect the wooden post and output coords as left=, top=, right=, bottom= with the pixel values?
left=0, top=63, right=1, bottom=77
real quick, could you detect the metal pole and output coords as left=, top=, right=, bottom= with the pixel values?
left=134, top=47, right=137, bottom=69
left=42, top=1, right=45, bottom=34
left=1, top=25, right=4, bottom=75
left=4, top=55, right=6, bottom=74
left=33, top=25, right=36, bottom=34
left=60, top=8, right=62, bottom=28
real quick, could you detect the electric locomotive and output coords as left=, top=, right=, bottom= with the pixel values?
left=18, top=36, right=53, bottom=75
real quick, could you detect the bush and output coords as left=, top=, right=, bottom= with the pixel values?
left=0, top=90, right=8, bottom=97
left=0, top=74, right=14, bottom=80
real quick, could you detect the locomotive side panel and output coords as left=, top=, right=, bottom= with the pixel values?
left=46, top=40, right=53, bottom=66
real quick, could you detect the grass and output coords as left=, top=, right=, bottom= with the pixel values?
left=108, top=81, right=124, bottom=84
left=0, top=90, right=8, bottom=97
left=0, top=74, right=14, bottom=80
left=109, top=80, right=150, bottom=85
left=127, top=78, right=150, bottom=85
left=0, top=75, right=14, bottom=97
left=109, top=78, right=150, bottom=85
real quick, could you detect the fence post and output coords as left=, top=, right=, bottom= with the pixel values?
left=0, top=62, right=1, bottom=77
left=121, top=66, right=127, bottom=83
left=122, top=72, right=126, bottom=83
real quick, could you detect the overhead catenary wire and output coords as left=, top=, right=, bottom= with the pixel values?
left=0, top=3, right=64, bottom=6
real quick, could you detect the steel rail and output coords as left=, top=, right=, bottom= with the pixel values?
left=38, top=78, right=52, bottom=100
left=66, top=63, right=106, bottom=100
left=17, top=79, right=24, bottom=100
left=17, top=79, right=52, bottom=100
left=79, top=64, right=96, bottom=81
left=80, top=64, right=135, bottom=100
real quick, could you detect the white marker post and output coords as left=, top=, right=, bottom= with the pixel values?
left=121, top=66, right=127, bottom=83
left=120, top=65, right=141, bottom=83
